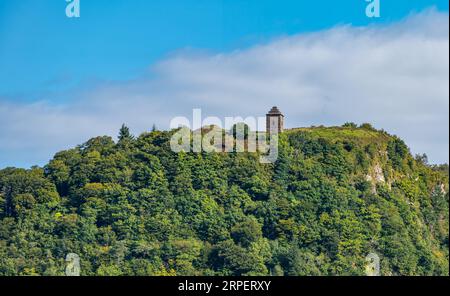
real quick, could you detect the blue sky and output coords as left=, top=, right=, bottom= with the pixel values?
left=1, top=0, right=448, bottom=98
left=0, top=0, right=449, bottom=167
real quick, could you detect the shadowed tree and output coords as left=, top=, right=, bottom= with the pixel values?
left=118, top=124, right=134, bottom=142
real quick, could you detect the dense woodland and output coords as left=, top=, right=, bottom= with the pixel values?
left=0, top=123, right=448, bottom=276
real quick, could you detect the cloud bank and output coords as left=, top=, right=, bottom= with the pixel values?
left=0, top=9, right=448, bottom=167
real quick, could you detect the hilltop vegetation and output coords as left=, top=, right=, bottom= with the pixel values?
left=0, top=123, right=448, bottom=275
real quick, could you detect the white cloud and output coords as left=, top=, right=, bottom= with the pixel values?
left=0, top=8, right=448, bottom=167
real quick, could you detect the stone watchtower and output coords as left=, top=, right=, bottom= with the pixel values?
left=266, top=106, right=284, bottom=134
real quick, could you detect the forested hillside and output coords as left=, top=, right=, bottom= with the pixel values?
left=0, top=123, right=448, bottom=275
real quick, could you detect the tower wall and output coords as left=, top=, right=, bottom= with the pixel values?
left=266, top=114, right=284, bottom=133
left=266, top=106, right=284, bottom=134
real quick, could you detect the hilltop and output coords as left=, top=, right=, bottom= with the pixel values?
left=0, top=123, right=448, bottom=275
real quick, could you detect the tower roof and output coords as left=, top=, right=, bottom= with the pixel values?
left=267, top=106, right=283, bottom=116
